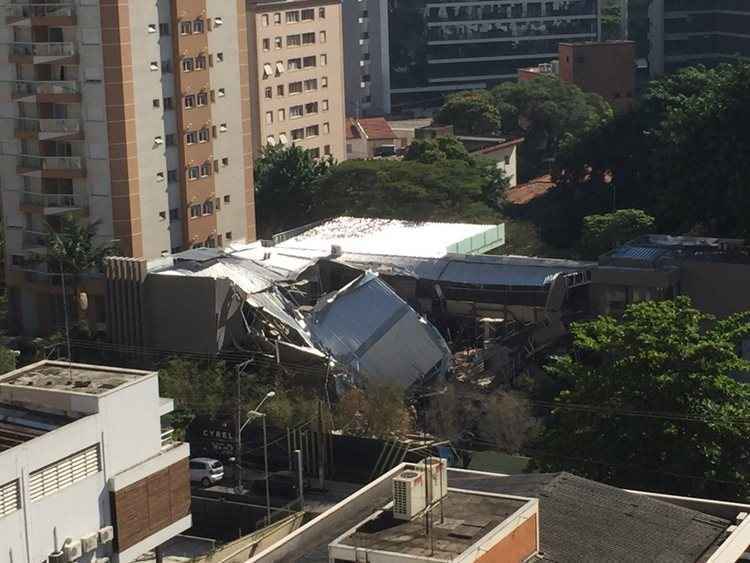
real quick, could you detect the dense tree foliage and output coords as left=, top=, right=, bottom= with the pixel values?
left=555, top=63, right=750, bottom=239
left=436, top=78, right=612, bottom=180
left=535, top=297, right=750, bottom=499
left=434, top=90, right=502, bottom=136
left=254, top=144, right=333, bottom=238
left=0, top=346, right=16, bottom=375
left=579, top=209, right=655, bottom=259
left=333, top=381, right=412, bottom=438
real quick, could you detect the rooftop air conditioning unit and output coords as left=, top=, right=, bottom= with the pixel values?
left=81, top=532, right=98, bottom=553
left=418, top=457, right=448, bottom=504
left=98, top=526, right=114, bottom=544
left=63, top=540, right=82, bottom=562
left=48, top=552, right=65, bottom=563
left=392, top=470, right=426, bottom=521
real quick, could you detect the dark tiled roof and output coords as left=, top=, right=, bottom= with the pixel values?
left=450, top=472, right=730, bottom=563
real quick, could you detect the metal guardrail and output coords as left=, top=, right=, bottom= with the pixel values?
left=8, top=80, right=79, bottom=96
left=161, top=428, right=175, bottom=449
left=17, top=155, right=83, bottom=170
left=21, top=191, right=83, bottom=208
left=4, top=3, right=75, bottom=18
left=16, top=117, right=80, bottom=134
left=8, top=41, right=75, bottom=56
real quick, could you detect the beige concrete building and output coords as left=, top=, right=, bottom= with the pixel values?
left=0, top=0, right=256, bottom=336
left=246, top=0, right=346, bottom=162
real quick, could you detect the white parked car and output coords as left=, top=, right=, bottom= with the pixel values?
left=189, top=457, right=224, bottom=487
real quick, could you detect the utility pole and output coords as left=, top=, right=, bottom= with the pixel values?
left=295, top=449, right=304, bottom=510
left=317, top=399, right=326, bottom=490
left=235, top=367, right=243, bottom=493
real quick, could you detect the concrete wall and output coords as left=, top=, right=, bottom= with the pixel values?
left=681, top=261, right=750, bottom=319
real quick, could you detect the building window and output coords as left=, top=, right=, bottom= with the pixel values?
left=150, top=61, right=159, bottom=71
left=226, top=231, right=233, bottom=240
left=273, top=12, right=281, bottom=24
left=0, top=480, right=20, bottom=518
left=193, top=19, right=205, bottom=33
left=274, top=36, right=283, bottom=49
left=263, top=38, right=271, bottom=51
left=198, top=128, right=210, bottom=143
left=222, top=157, right=229, bottom=166
left=28, top=445, right=101, bottom=502
left=277, top=84, right=285, bottom=96
left=309, top=147, right=320, bottom=158
left=302, top=32, right=315, bottom=45
left=321, top=76, right=328, bottom=88
left=278, top=108, right=286, bottom=121
left=291, top=128, right=304, bottom=141
left=262, top=14, right=269, bottom=26
left=188, top=166, right=200, bottom=180
left=320, top=31, right=327, bottom=43
left=265, top=111, right=274, bottom=124
left=306, top=125, right=319, bottom=138
left=164, top=97, right=174, bottom=110
left=180, top=21, right=192, bottom=35
left=190, top=204, right=201, bottom=218
left=319, top=7, right=326, bottom=18
left=263, top=63, right=273, bottom=78
left=504, top=155, right=511, bottom=165
left=290, top=105, right=303, bottom=119
left=323, top=121, right=330, bottom=134
left=321, top=54, right=327, bottom=66
left=304, top=78, right=318, bottom=91
left=182, top=57, right=194, bottom=72
left=159, top=22, right=170, bottom=36
left=197, top=92, right=209, bottom=105
left=195, top=55, right=207, bottom=70
left=184, top=95, right=195, bottom=108
left=322, top=99, right=329, bottom=111
left=303, top=56, right=316, bottom=68
left=224, top=195, right=231, bottom=203
left=287, top=58, right=302, bottom=71
left=286, top=10, right=300, bottom=23
left=200, top=162, right=211, bottom=177
left=324, top=144, right=331, bottom=156
left=185, top=131, right=197, bottom=144
left=217, top=52, right=224, bottom=63
left=202, top=200, right=214, bottom=215
left=152, top=98, right=160, bottom=108
left=301, top=8, right=315, bottom=20
left=289, top=81, right=303, bottom=95
left=305, top=101, right=318, bottom=114
left=217, top=88, right=225, bottom=97
left=279, top=133, right=288, bottom=145
left=267, top=135, right=276, bottom=145
left=287, top=34, right=301, bottom=47
left=265, top=87, right=273, bottom=99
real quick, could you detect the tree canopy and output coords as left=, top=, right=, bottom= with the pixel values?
left=554, top=62, right=750, bottom=239
left=579, top=209, right=655, bottom=259
left=535, top=297, right=750, bottom=499
left=434, top=90, right=502, bottom=136
left=42, top=214, right=116, bottom=276
left=254, top=144, right=333, bottom=238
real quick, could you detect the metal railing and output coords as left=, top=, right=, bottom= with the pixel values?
left=8, top=80, right=79, bottom=97
left=17, top=154, right=84, bottom=171
left=21, top=191, right=84, bottom=208
left=15, top=117, right=80, bottom=135
left=4, top=3, right=75, bottom=19
left=161, top=428, right=175, bottom=449
left=8, top=41, right=75, bottom=57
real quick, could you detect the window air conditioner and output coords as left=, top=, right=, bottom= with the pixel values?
left=63, top=540, right=83, bottom=562
left=98, top=526, right=114, bottom=544
left=81, top=532, right=98, bottom=553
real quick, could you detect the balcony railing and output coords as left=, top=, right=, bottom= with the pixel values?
left=9, top=80, right=79, bottom=97
left=4, top=3, right=75, bottom=19
left=18, top=154, right=84, bottom=171
left=161, top=428, right=176, bottom=450
left=8, top=41, right=75, bottom=57
left=21, top=191, right=85, bottom=209
left=16, top=117, right=81, bottom=135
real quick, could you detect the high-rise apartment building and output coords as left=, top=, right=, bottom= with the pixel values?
left=628, top=0, right=750, bottom=80
left=342, top=0, right=391, bottom=117
left=388, top=0, right=602, bottom=112
left=0, top=0, right=256, bottom=335
left=246, top=0, right=347, bottom=162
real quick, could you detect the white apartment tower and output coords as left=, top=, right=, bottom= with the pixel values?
left=0, top=0, right=257, bottom=335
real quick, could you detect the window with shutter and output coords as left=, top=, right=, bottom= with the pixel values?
left=28, top=445, right=101, bottom=502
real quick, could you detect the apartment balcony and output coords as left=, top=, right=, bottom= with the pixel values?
left=4, top=2, right=76, bottom=26
left=8, top=79, right=80, bottom=102
left=17, top=154, right=85, bottom=178
left=15, top=117, right=81, bottom=140
left=20, top=190, right=87, bottom=214
left=21, top=228, right=48, bottom=250
left=7, top=41, right=77, bottom=63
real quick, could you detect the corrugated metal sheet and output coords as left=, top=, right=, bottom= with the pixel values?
left=610, top=246, right=667, bottom=262
left=308, top=272, right=451, bottom=386
left=245, top=290, right=314, bottom=347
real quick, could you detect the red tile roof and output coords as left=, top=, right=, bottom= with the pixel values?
left=349, top=117, right=397, bottom=141
left=506, top=175, right=556, bottom=205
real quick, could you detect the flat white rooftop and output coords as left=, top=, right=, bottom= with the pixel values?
left=276, top=217, right=505, bottom=258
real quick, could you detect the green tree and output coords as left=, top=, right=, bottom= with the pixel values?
left=579, top=209, right=655, bottom=259
left=535, top=297, right=750, bottom=499
left=492, top=76, right=613, bottom=180
left=254, top=144, right=333, bottom=238
left=601, top=0, right=625, bottom=40
left=434, top=90, right=502, bottom=136
left=404, top=139, right=448, bottom=164
left=0, top=346, right=17, bottom=375
left=334, top=381, right=411, bottom=438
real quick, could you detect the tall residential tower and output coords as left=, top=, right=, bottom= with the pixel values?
left=0, top=0, right=256, bottom=335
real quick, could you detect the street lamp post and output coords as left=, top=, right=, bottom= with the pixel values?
left=235, top=390, right=275, bottom=497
